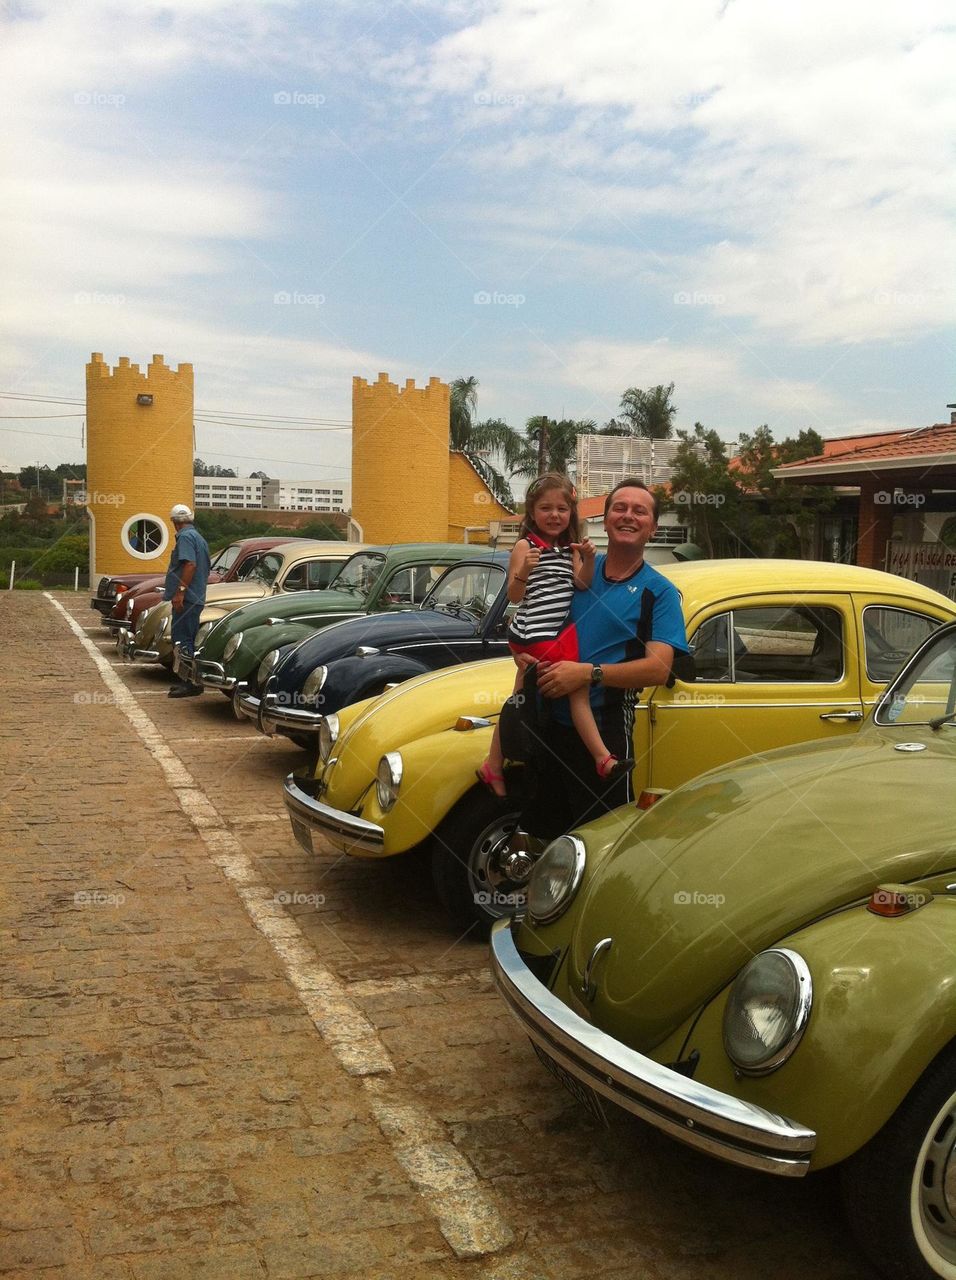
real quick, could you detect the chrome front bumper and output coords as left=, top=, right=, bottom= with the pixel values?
left=117, top=629, right=159, bottom=663
left=193, top=658, right=234, bottom=690
left=246, top=691, right=323, bottom=736
left=489, top=921, right=816, bottom=1177
left=283, top=775, right=384, bottom=856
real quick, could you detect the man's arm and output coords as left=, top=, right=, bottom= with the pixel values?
left=535, top=642, right=675, bottom=698
left=172, top=559, right=196, bottom=610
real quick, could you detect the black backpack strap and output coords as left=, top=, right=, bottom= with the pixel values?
left=637, top=587, right=696, bottom=689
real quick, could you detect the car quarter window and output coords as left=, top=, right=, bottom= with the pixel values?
left=427, top=563, right=506, bottom=615
left=212, top=543, right=241, bottom=573
left=862, top=607, right=941, bottom=683
left=690, top=605, right=844, bottom=682
left=250, top=553, right=282, bottom=584
left=236, top=553, right=264, bottom=579
left=306, top=559, right=341, bottom=590
left=383, top=564, right=449, bottom=605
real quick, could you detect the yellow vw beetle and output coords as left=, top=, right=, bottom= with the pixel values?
left=284, top=560, right=956, bottom=928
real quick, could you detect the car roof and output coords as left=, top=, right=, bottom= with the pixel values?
left=272, top=540, right=367, bottom=561
left=356, top=543, right=499, bottom=560
left=659, top=558, right=956, bottom=616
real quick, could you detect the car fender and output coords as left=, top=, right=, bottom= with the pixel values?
left=320, top=654, right=430, bottom=709
left=353, top=725, right=496, bottom=856
left=671, top=896, right=956, bottom=1169
left=231, top=623, right=316, bottom=680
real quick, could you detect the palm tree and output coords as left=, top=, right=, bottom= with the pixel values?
left=513, top=416, right=598, bottom=481
left=612, top=382, right=678, bottom=439
left=449, top=377, right=525, bottom=507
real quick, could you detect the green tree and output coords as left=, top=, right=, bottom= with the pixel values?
left=610, top=382, right=678, bottom=440
left=513, top=416, right=598, bottom=481
left=449, top=377, right=525, bottom=507
left=734, top=426, right=834, bottom=557
left=666, top=424, right=743, bottom=557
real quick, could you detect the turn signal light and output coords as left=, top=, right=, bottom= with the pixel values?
left=453, top=716, right=491, bottom=731
left=636, top=788, right=669, bottom=811
left=867, top=883, right=932, bottom=917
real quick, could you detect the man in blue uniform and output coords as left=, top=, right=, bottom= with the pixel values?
left=516, top=478, right=689, bottom=840
left=164, top=503, right=211, bottom=698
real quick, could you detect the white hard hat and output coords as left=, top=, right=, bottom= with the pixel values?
left=170, top=503, right=194, bottom=522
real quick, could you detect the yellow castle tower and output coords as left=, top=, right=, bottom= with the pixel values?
left=351, top=373, right=451, bottom=543
left=86, top=352, right=194, bottom=577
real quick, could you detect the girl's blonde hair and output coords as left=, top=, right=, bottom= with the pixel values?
left=520, top=472, right=580, bottom=545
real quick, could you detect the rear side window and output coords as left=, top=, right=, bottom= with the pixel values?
left=306, top=559, right=341, bottom=589
left=690, top=606, right=843, bottom=682
left=862, top=607, right=941, bottom=683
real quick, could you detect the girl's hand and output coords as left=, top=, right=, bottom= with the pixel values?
left=520, top=545, right=541, bottom=578
left=573, top=538, right=596, bottom=565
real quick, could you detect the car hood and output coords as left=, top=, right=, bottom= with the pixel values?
left=568, top=727, right=956, bottom=1052
left=202, top=580, right=270, bottom=608
left=200, top=589, right=363, bottom=658
left=277, top=608, right=478, bottom=690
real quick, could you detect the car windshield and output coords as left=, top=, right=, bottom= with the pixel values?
left=875, top=627, right=956, bottom=726
left=210, top=542, right=241, bottom=574
left=327, top=552, right=386, bottom=599
left=422, top=563, right=505, bottom=618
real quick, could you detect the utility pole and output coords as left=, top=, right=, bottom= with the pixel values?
left=537, top=419, right=549, bottom=475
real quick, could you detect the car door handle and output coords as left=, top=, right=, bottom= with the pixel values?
left=819, top=709, right=864, bottom=722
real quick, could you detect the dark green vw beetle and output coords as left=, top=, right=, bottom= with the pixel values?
left=492, top=619, right=956, bottom=1280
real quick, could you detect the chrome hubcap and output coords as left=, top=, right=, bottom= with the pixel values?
left=917, top=1095, right=956, bottom=1264
left=467, top=813, right=526, bottom=918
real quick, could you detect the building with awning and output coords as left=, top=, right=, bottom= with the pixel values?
left=773, top=415, right=956, bottom=600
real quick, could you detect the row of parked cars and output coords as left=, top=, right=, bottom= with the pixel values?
left=94, top=535, right=956, bottom=1279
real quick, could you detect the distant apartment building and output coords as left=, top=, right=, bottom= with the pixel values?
left=576, top=434, right=694, bottom=497
left=193, top=477, right=350, bottom=512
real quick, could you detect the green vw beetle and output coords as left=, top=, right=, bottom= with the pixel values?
left=491, top=618, right=956, bottom=1280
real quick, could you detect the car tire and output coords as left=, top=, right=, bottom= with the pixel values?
left=840, top=1039, right=956, bottom=1280
left=430, top=786, right=526, bottom=934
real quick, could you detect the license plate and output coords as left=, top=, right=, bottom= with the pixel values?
left=290, top=817, right=314, bottom=856
left=532, top=1042, right=608, bottom=1126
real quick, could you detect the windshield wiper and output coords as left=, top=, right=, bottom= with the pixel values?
left=929, top=711, right=956, bottom=730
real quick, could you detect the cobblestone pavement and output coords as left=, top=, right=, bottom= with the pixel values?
left=0, top=593, right=876, bottom=1279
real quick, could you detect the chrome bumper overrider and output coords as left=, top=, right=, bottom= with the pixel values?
left=255, top=692, right=322, bottom=736
left=194, top=659, right=234, bottom=690
left=489, top=921, right=816, bottom=1177
left=235, top=691, right=259, bottom=722
left=117, top=630, right=158, bottom=662
left=283, top=775, right=384, bottom=855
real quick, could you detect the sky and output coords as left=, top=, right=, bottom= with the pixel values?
left=1, top=0, right=953, bottom=484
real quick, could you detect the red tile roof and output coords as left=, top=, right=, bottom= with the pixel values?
left=777, top=424, right=956, bottom=470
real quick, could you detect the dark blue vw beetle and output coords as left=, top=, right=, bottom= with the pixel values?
left=236, top=555, right=511, bottom=744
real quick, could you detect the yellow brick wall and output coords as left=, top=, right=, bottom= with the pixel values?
left=351, top=373, right=450, bottom=544
left=86, top=353, right=194, bottom=577
left=447, top=452, right=514, bottom=543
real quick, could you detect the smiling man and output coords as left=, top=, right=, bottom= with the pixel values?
left=517, top=477, right=690, bottom=841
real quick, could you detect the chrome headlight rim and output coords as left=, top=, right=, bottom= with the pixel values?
left=722, top=947, right=813, bottom=1077
left=302, top=665, right=329, bottom=702
left=158, top=615, right=170, bottom=637
left=318, top=712, right=339, bottom=763
left=375, top=751, right=403, bottom=812
left=526, top=834, right=586, bottom=924
left=257, top=648, right=281, bottom=688
left=195, top=621, right=213, bottom=649
left=223, top=631, right=243, bottom=662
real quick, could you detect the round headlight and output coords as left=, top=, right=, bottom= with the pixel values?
left=302, top=666, right=329, bottom=702
left=375, top=752, right=403, bottom=812
left=159, top=615, right=170, bottom=637
left=195, top=621, right=212, bottom=649
left=527, top=835, right=586, bottom=923
left=257, top=649, right=281, bottom=688
left=223, top=632, right=243, bottom=662
left=722, top=948, right=812, bottom=1076
left=318, top=713, right=339, bottom=763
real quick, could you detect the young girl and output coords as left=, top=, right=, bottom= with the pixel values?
left=477, top=473, right=634, bottom=797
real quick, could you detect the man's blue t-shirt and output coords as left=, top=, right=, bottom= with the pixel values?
left=164, top=526, right=211, bottom=608
left=550, top=556, right=688, bottom=725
